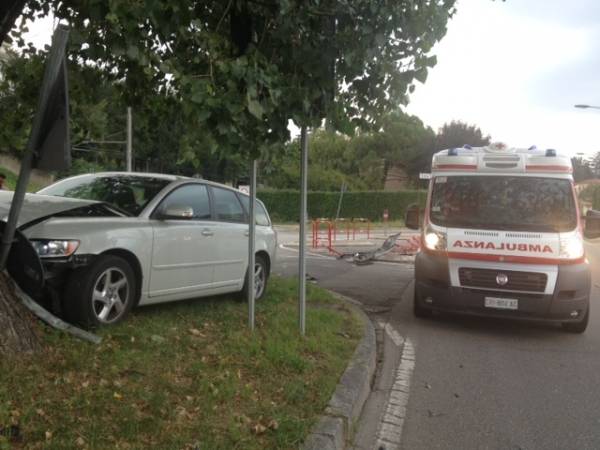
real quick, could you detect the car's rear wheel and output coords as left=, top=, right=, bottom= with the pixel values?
left=413, top=283, right=433, bottom=318
left=63, top=255, right=136, bottom=329
left=240, top=254, right=269, bottom=302
left=562, top=307, right=589, bottom=334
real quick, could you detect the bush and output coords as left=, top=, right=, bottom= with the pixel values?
left=258, top=189, right=427, bottom=222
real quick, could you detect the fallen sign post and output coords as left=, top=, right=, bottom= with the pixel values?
left=334, top=232, right=421, bottom=265
left=0, top=25, right=101, bottom=346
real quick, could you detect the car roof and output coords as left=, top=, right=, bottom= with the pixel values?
left=57, top=172, right=252, bottom=197
left=75, top=171, right=188, bottom=181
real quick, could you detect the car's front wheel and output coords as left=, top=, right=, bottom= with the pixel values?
left=63, top=255, right=136, bottom=329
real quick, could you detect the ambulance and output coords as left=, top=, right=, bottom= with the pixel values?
left=406, top=144, right=591, bottom=333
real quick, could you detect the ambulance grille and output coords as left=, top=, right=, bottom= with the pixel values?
left=485, top=163, right=518, bottom=169
left=464, top=230, right=499, bottom=237
left=505, top=232, right=542, bottom=239
left=459, top=268, right=547, bottom=293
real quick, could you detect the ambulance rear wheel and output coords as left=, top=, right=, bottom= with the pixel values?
left=413, top=284, right=433, bottom=318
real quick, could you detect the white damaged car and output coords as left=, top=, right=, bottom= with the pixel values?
left=1, top=172, right=277, bottom=328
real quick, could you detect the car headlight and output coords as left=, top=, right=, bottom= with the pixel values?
left=30, top=240, right=80, bottom=258
left=559, top=233, right=584, bottom=260
left=423, top=225, right=447, bottom=252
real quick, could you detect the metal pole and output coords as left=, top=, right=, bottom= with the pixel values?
left=335, top=181, right=346, bottom=220
left=0, top=26, right=69, bottom=270
left=299, top=126, right=309, bottom=335
left=248, top=159, right=257, bottom=330
left=126, top=107, right=133, bottom=171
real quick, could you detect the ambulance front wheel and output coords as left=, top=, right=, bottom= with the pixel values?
left=413, top=283, right=433, bottom=318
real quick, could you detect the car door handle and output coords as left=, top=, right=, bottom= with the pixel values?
left=201, top=229, right=214, bottom=237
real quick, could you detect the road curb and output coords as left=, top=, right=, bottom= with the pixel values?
left=301, top=293, right=376, bottom=450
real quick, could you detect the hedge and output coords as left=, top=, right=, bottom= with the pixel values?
left=257, top=189, right=427, bottom=222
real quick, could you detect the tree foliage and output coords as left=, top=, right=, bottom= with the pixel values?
left=11, top=0, right=456, bottom=160
left=262, top=111, right=436, bottom=190
left=572, top=156, right=594, bottom=183
left=435, top=120, right=491, bottom=151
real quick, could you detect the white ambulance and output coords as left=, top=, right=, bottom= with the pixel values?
left=406, top=144, right=591, bottom=333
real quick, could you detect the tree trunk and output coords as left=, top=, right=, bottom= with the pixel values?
left=0, top=271, right=42, bottom=357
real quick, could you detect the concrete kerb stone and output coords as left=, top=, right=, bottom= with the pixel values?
left=301, top=293, right=376, bottom=450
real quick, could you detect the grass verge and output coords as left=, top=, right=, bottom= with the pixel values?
left=0, top=276, right=362, bottom=450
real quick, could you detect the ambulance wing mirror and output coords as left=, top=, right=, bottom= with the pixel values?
left=584, top=210, right=600, bottom=239
left=405, top=204, right=422, bottom=230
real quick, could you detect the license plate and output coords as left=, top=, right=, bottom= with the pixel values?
left=484, top=297, right=518, bottom=310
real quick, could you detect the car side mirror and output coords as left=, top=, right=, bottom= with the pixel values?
left=584, top=209, right=600, bottom=239
left=405, top=204, right=422, bottom=230
left=158, top=205, right=194, bottom=220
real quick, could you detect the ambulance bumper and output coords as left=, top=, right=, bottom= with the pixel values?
left=414, top=251, right=590, bottom=323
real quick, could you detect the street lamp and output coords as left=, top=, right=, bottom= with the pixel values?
left=575, top=104, right=600, bottom=110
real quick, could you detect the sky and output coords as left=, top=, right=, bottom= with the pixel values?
left=24, top=1, right=600, bottom=158
left=405, top=0, right=600, bottom=158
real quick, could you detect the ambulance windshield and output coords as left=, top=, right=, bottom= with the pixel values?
left=429, top=176, right=577, bottom=232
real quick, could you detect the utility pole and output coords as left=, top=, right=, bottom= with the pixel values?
left=126, top=107, right=133, bottom=171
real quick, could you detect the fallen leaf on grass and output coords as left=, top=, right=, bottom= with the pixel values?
left=267, top=419, right=279, bottom=430
left=45, top=430, right=52, bottom=440
left=151, top=335, right=166, bottom=344
left=252, top=423, right=267, bottom=435
left=75, top=436, right=85, bottom=447
left=81, top=381, right=90, bottom=389
left=235, top=414, right=252, bottom=425
left=188, top=328, right=206, bottom=337
left=113, top=392, right=123, bottom=400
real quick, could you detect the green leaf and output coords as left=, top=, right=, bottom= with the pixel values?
left=191, top=91, right=204, bottom=104
left=247, top=99, right=264, bottom=119
left=127, top=45, right=139, bottom=60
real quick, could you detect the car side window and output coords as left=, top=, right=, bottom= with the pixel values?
left=238, top=195, right=271, bottom=226
left=158, top=184, right=211, bottom=219
left=211, top=187, right=246, bottom=223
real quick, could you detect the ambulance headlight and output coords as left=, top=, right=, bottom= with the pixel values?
left=559, top=233, right=584, bottom=260
left=424, top=226, right=447, bottom=252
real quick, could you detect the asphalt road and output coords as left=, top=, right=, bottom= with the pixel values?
left=274, top=230, right=600, bottom=450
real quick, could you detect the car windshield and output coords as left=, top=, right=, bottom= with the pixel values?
left=429, top=175, right=577, bottom=232
left=38, top=175, right=172, bottom=216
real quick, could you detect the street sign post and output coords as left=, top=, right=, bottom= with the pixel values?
left=0, top=25, right=71, bottom=270
left=298, top=126, right=308, bottom=335
left=247, top=161, right=257, bottom=330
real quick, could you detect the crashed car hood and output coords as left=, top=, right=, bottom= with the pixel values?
left=0, top=191, right=99, bottom=227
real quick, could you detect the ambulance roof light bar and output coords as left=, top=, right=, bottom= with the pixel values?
left=448, top=148, right=459, bottom=156
left=528, top=145, right=537, bottom=151
left=546, top=149, right=557, bottom=157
